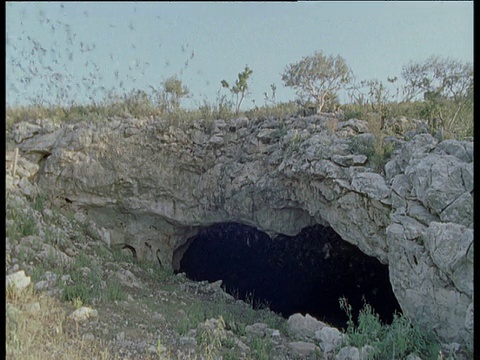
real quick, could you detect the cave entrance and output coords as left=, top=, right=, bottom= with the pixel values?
left=178, top=222, right=401, bottom=330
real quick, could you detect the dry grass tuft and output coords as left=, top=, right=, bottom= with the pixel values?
left=6, top=284, right=113, bottom=360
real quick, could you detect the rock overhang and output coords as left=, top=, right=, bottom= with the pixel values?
left=14, top=114, right=473, bottom=351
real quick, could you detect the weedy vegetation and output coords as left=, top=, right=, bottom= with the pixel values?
left=339, top=297, right=466, bottom=360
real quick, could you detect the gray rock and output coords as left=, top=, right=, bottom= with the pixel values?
left=11, top=121, right=42, bottom=143
left=335, top=346, right=359, bottom=360
left=257, top=129, right=276, bottom=143
left=208, top=134, right=224, bottom=146
left=69, top=307, right=98, bottom=322
left=287, top=313, right=326, bottom=339
left=35, top=280, right=50, bottom=291
left=6, top=270, right=31, bottom=292
left=434, top=139, right=472, bottom=162
left=17, top=157, right=40, bottom=177
left=340, top=118, right=369, bottom=133
left=442, top=342, right=461, bottom=355
left=388, top=218, right=472, bottom=350
left=351, top=172, right=390, bottom=200
left=234, top=338, right=250, bottom=352
left=439, top=192, right=473, bottom=228
left=61, top=274, right=73, bottom=284
left=245, top=322, right=269, bottom=337
left=44, top=271, right=59, bottom=284
left=266, top=328, right=281, bottom=338
left=179, top=336, right=197, bottom=346
left=37, top=244, right=74, bottom=265
left=207, top=279, right=223, bottom=293
left=331, top=154, right=368, bottom=167
left=18, top=177, right=38, bottom=196
left=288, top=341, right=319, bottom=358
left=116, top=269, right=142, bottom=289
left=406, top=155, right=472, bottom=216
left=315, top=326, right=344, bottom=353
left=406, top=200, right=440, bottom=225
left=400, top=133, right=438, bottom=165
left=152, top=312, right=165, bottom=322
left=424, top=222, right=473, bottom=297
left=465, top=302, right=473, bottom=335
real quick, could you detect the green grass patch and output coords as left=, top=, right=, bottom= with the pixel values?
left=175, top=293, right=285, bottom=339
left=250, top=337, right=274, bottom=360
left=63, top=283, right=92, bottom=304
left=339, top=297, right=444, bottom=359
left=32, top=193, right=48, bottom=211
left=105, top=280, right=126, bottom=302
left=6, top=203, right=38, bottom=239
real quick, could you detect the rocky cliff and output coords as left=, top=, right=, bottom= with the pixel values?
left=10, top=113, right=473, bottom=350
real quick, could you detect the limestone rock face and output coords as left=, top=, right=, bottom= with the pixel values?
left=18, top=115, right=473, bottom=350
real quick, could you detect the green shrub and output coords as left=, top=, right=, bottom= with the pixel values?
left=6, top=206, right=38, bottom=238
left=32, top=194, right=48, bottom=211
left=73, top=252, right=93, bottom=269
left=63, top=283, right=92, bottom=304
left=285, top=131, right=305, bottom=155
left=377, top=313, right=441, bottom=359
left=270, top=119, right=288, bottom=139
left=197, top=91, right=235, bottom=121
left=105, top=280, right=125, bottom=302
left=348, top=113, right=395, bottom=174
left=21, top=212, right=37, bottom=237
left=250, top=337, right=274, bottom=360
left=339, top=297, right=443, bottom=360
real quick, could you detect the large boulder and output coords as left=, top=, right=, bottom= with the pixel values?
left=287, top=313, right=327, bottom=340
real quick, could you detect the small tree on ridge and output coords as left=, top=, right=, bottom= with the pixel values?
left=163, top=75, right=189, bottom=112
left=282, top=51, right=351, bottom=114
left=221, top=65, right=253, bottom=115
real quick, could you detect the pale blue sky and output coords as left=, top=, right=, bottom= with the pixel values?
left=6, top=1, right=474, bottom=109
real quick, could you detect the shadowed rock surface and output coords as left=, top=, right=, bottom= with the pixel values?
left=179, top=222, right=402, bottom=329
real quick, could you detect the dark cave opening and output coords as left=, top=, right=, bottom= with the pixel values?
left=178, top=222, right=402, bottom=330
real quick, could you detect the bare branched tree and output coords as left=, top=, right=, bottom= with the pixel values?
left=401, top=55, right=473, bottom=103
left=401, top=56, right=473, bottom=132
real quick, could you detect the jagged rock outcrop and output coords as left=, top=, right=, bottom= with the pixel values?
left=10, top=114, right=473, bottom=350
